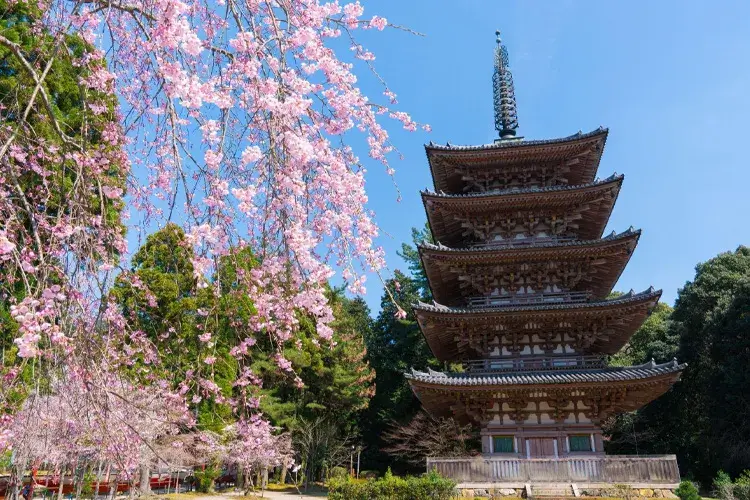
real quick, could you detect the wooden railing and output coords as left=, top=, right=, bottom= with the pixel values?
left=426, top=456, right=681, bottom=485
left=469, top=236, right=577, bottom=249
left=463, top=356, right=607, bottom=373
left=467, top=291, right=591, bottom=309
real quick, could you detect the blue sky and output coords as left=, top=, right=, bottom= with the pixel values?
left=348, top=0, right=750, bottom=314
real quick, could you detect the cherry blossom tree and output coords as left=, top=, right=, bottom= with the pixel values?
left=0, top=0, right=419, bottom=477
left=225, top=416, right=293, bottom=493
left=4, top=366, right=190, bottom=500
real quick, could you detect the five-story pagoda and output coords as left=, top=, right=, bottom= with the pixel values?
left=406, top=32, right=684, bottom=461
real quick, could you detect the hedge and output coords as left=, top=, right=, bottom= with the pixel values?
left=328, top=468, right=456, bottom=500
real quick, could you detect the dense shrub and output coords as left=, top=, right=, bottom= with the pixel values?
left=715, top=470, right=734, bottom=500
left=193, top=466, right=221, bottom=493
left=714, top=470, right=750, bottom=500
left=675, top=480, right=701, bottom=500
left=359, top=470, right=379, bottom=480
left=328, top=468, right=455, bottom=500
left=330, top=466, right=350, bottom=480
left=734, top=471, right=750, bottom=500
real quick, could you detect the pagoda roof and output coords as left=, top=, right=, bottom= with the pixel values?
left=406, top=358, right=684, bottom=388
left=407, top=358, right=684, bottom=423
left=415, top=286, right=660, bottom=316
left=420, top=229, right=640, bottom=305
left=422, top=175, right=622, bottom=246
left=423, top=173, right=623, bottom=201
left=425, top=128, right=609, bottom=193
left=413, top=287, right=662, bottom=361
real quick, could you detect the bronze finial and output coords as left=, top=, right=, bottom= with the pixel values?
left=493, top=30, right=519, bottom=139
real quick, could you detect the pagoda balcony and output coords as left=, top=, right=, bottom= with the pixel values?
left=467, top=235, right=578, bottom=249
left=463, top=355, right=607, bottom=374
left=426, top=455, right=681, bottom=487
left=466, top=291, right=591, bottom=309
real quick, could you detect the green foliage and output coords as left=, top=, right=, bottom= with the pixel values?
left=396, top=223, right=433, bottom=301
left=330, top=466, right=349, bottom=480
left=0, top=450, right=11, bottom=473
left=0, top=0, right=125, bottom=232
left=735, top=472, right=750, bottom=500
left=714, top=470, right=734, bottom=500
left=258, top=286, right=375, bottom=437
left=80, top=469, right=95, bottom=498
left=606, top=247, right=750, bottom=483
left=609, top=302, right=677, bottom=366
left=193, top=467, right=221, bottom=493
left=0, top=0, right=125, bottom=353
left=110, top=224, right=237, bottom=431
left=675, top=480, right=701, bottom=500
left=328, top=468, right=455, bottom=500
left=359, top=470, right=379, bottom=480
left=361, top=268, right=437, bottom=472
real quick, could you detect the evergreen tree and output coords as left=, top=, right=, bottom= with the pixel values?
left=110, top=224, right=237, bottom=431
left=396, top=223, right=433, bottom=301
left=257, top=287, right=375, bottom=436
left=609, top=302, right=677, bottom=366
left=0, top=0, right=125, bottom=352
left=361, top=270, right=437, bottom=472
left=606, top=247, right=750, bottom=483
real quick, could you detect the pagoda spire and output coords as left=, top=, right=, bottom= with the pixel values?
left=493, top=30, right=519, bottom=140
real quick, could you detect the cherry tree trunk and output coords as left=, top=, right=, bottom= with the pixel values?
left=57, top=467, right=66, bottom=500
left=278, top=463, right=287, bottom=485
left=10, top=464, right=22, bottom=500
left=94, top=461, right=103, bottom=498
left=235, top=467, right=244, bottom=491
left=138, top=465, right=151, bottom=497
left=75, top=462, right=92, bottom=499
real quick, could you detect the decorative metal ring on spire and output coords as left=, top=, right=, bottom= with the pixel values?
left=493, top=30, right=519, bottom=139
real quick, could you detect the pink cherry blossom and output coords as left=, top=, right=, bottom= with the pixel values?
left=369, top=16, right=388, bottom=31
left=102, top=186, right=123, bottom=199
left=0, top=232, right=14, bottom=255
left=0, top=0, right=425, bottom=473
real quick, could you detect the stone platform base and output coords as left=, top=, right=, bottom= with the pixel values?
left=456, top=483, right=679, bottom=498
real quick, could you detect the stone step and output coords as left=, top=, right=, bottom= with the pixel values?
left=531, top=484, right=575, bottom=497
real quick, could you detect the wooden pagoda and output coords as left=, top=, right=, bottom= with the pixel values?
left=405, top=32, right=684, bottom=462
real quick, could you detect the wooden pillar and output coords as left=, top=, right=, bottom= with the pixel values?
left=482, top=435, right=492, bottom=454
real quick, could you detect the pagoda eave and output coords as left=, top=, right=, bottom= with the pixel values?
left=422, top=175, right=623, bottom=246
left=420, top=229, right=640, bottom=306
left=414, top=288, right=661, bottom=362
left=426, top=128, right=608, bottom=193
left=407, top=360, right=684, bottom=424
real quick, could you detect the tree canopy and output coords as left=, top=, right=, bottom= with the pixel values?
left=605, top=246, right=750, bottom=483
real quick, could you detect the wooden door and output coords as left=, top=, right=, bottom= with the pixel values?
left=527, top=438, right=556, bottom=457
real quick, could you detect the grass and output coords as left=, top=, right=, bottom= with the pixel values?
left=263, top=482, right=299, bottom=491
left=159, top=493, right=210, bottom=500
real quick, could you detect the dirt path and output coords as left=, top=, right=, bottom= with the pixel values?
left=186, top=489, right=327, bottom=499
left=248, top=491, right=327, bottom=499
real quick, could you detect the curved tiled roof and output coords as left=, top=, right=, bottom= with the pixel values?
left=419, top=229, right=640, bottom=305
left=421, top=227, right=638, bottom=254
left=405, top=359, right=685, bottom=387
left=422, top=174, right=623, bottom=200
left=425, top=128, right=609, bottom=194
left=425, top=127, right=608, bottom=152
left=413, top=287, right=660, bottom=315
left=421, top=175, right=623, bottom=246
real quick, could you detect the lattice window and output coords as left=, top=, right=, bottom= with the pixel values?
left=493, top=435, right=515, bottom=453
left=569, top=434, right=592, bottom=452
